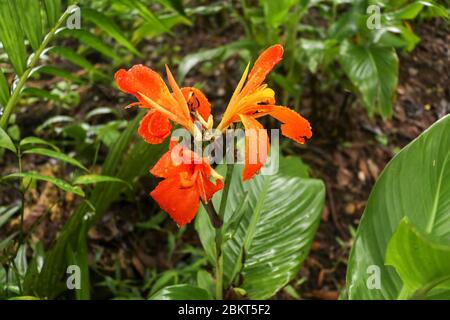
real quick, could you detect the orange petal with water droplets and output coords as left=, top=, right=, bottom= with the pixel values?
left=239, top=114, right=269, bottom=181
left=150, top=177, right=200, bottom=226
left=115, top=65, right=171, bottom=105
left=138, top=110, right=172, bottom=144
left=241, top=45, right=284, bottom=96
left=181, top=87, right=211, bottom=122
left=268, top=106, right=312, bottom=144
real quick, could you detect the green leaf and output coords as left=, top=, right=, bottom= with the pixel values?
left=36, top=66, right=84, bottom=84
left=345, top=115, right=450, bottom=299
left=20, top=136, right=60, bottom=151
left=0, top=68, right=10, bottom=107
left=0, top=0, right=27, bottom=76
left=23, top=147, right=87, bottom=171
left=59, top=29, right=121, bottom=62
left=36, top=115, right=74, bottom=133
left=260, top=0, right=297, bottom=29
left=44, top=0, right=62, bottom=28
left=50, top=47, right=107, bottom=78
left=177, top=40, right=256, bottom=82
left=15, top=0, right=43, bottom=52
left=3, top=172, right=85, bottom=196
left=149, top=284, right=212, bottom=300
left=117, top=0, right=172, bottom=34
left=339, top=41, right=398, bottom=118
left=72, top=174, right=129, bottom=187
left=197, top=270, right=215, bottom=298
left=385, top=218, right=450, bottom=299
left=0, top=127, right=17, bottom=153
left=0, top=205, right=20, bottom=229
left=82, top=8, right=142, bottom=57
left=196, top=156, right=325, bottom=299
left=386, top=1, right=449, bottom=20
left=155, top=0, right=186, bottom=16
left=22, top=87, right=61, bottom=103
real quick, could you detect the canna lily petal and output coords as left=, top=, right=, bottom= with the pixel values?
left=150, top=139, right=184, bottom=178
left=197, top=171, right=224, bottom=203
left=150, top=176, right=200, bottom=226
left=181, top=87, right=211, bottom=122
left=267, top=106, right=312, bottom=144
left=240, top=44, right=284, bottom=96
left=115, top=64, right=173, bottom=107
left=138, top=110, right=172, bottom=144
left=239, top=114, right=269, bottom=181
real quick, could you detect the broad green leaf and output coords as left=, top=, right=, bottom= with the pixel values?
left=0, top=0, right=27, bottom=76
left=260, top=0, right=297, bottom=29
left=23, top=147, right=87, bottom=171
left=59, top=29, right=121, bottom=62
left=3, top=172, right=85, bottom=197
left=345, top=115, right=450, bottom=299
left=20, top=136, right=60, bottom=151
left=0, top=127, right=17, bottom=153
left=15, top=0, right=43, bottom=52
left=197, top=270, right=215, bottom=298
left=300, top=39, right=338, bottom=73
left=149, top=284, right=212, bottom=300
left=132, top=14, right=190, bottom=44
left=72, top=174, right=129, bottom=187
left=0, top=68, right=10, bottom=107
left=196, top=156, right=325, bottom=299
left=177, top=40, right=256, bottom=82
left=82, top=8, right=142, bottom=57
left=385, top=218, right=450, bottom=299
left=85, top=107, right=120, bottom=119
left=339, top=41, right=398, bottom=118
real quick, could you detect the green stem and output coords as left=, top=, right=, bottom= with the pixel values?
left=215, top=164, right=234, bottom=300
left=0, top=6, right=74, bottom=128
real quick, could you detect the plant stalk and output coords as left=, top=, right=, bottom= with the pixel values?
left=214, top=164, right=234, bottom=300
left=0, top=6, right=74, bottom=128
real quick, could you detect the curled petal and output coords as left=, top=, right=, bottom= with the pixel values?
left=268, top=106, right=312, bottom=144
left=197, top=171, right=224, bottom=203
left=181, top=87, right=211, bottom=122
left=150, top=139, right=185, bottom=178
left=241, top=44, right=284, bottom=96
left=239, top=114, right=269, bottom=181
left=150, top=177, right=200, bottom=226
left=139, top=110, right=172, bottom=144
left=115, top=65, right=171, bottom=106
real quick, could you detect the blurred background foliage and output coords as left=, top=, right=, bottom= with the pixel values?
left=0, top=0, right=449, bottom=300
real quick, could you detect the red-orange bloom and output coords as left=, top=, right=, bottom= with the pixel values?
left=217, top=44, right=312, bottom=181
left=150, top=140, right=223, bottom=226
left=115, top=64, right=212, bottom=144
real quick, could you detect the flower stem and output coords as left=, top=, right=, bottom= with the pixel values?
left=215, top=164, right=234, bottom=300
left=0, top=6, right=75, bottom=128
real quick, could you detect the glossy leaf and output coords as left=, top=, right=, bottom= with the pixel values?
left=385, top=218, right=450, bottom=299
left=339, top=40, right=398, bottom=118
left=3, top=172, right=85, bottom=197
left=23, top=147, right=87, bottom=171
left=345, top=115, right=450, bottom=299
left=20, top=136, right=60, bottom=151
left=196, top=156, right=325, bottom=299
left=72, top=174, right=129, bottom=187
left=0, top=127, right=17, bottom=153
left=149, top=284, right=212, bottom=300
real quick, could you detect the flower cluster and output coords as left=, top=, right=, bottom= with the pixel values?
left=115, top=44, right=312, bottom=226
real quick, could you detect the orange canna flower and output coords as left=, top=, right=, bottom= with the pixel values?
left=115, top=64, right=212, bottom=144
left=216, top=44, right=313, bottom=181
left=150, top=139, right=223, bottom=226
